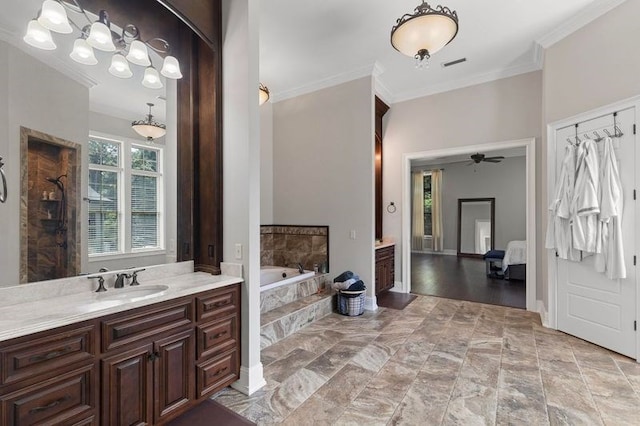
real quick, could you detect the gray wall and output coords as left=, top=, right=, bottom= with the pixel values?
left=415, top=155, right=527, bottom=252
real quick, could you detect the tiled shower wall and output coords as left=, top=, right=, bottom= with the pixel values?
left=260, top=225, right=329, bottom=272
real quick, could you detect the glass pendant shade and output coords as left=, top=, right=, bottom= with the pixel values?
left=109, top=54, right=133, bottom=78
left=160, top=56, right=182, bottom=79
left=132, top=103, right=166, bottom=141
left=24, top=19, right=56, bottom=50
left=126, top=40, right=151, bottom=66
left=259, top=84, right=270, bottom=105
left=86, top=21, right=115, bottom=51
left=38, top=0, right=73, bottom=34
left=70, top=38, right=98, bottom=65
left=391, top=2, right=458, bottom=67
left=142, top=67, right=163, bottom=89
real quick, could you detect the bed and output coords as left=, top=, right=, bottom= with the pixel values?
left=502, top=240, right=526, bottom=281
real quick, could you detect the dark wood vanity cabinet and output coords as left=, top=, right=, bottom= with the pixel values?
left=375, top=245, right=395, bottom=295
left=0, top=283, right=241, bottom=426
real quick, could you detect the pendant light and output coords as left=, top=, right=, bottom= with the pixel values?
left=259, top=83, right=270, bottom=105
left=391, top=1, right=459, bottom=68
left=109, top=54, right=133, bottom=78
left=38, top=0, right=73, bottom=34
left=132, top=103, right=166, bottom=141
left=69, top=38, right=97, bottom=65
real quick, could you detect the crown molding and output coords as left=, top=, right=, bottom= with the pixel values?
left=0, top=23, right=97, bottom=89
left=533, top=42, right=544, bottom=69
left=270, top=62, right=378, bottom=103
left=393, top=60, right=541, bottom=104
left=536, top=0, right=628, bottom=48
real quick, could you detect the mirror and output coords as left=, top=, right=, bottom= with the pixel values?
left=457, top=198, right=495, bottom=257
left=0, top=0, right=183, bottom=284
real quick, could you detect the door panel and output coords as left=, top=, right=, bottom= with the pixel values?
left=555, top=107, right=636, bottom=358
left=154, top=330, right=194, bottom=422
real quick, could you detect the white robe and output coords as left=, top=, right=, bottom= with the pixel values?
left=595, top=137, right=626, bottom=279
left=571, top=139, right=600, bottom=254
left=546, top=144, right=581, bottom=260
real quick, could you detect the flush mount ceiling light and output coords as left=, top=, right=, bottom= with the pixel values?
left=391, top=1, right=459, bottom=69
left=259, top=83, right=270, bottom=105
left=24, top=0, right=183, bottom=88
left=132, top=103, right=166, bottom=142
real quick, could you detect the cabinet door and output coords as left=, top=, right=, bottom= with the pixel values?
left=375, top=261, right=384, bottom=295
left=154, top=330, right=194, bottom=422
left=101, top=344, right=153, bottom=426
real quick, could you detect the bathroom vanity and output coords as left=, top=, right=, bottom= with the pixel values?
left=375, top=242, right=395, bottom=294
left=0, top=271, right=241, bottom=425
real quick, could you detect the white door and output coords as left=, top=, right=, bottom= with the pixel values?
left=555, top=107, right=636, bottom=358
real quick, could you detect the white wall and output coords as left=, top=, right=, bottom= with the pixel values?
left=0, top=42, right=89, bottom=287
left=272, top=77, right=375, bottom=305
left=260, top=101, right=273, bottom=224
left=222, top=0, right=264, bottom=395
left=540, top=0, right=640, bottom=309
left=414, top=156, right=527, bottom=252
left=383, top=71, right=542, bottom=294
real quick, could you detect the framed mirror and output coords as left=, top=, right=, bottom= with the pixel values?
left=457, top=198, right=495, bottom=257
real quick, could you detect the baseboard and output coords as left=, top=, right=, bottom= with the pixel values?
left=536, top=300, right=549, bottom=328
left=389, top=282, right=407, bottom=293
left=412, top=249, right=457, bottom=256
left=232, top=363, right=266, bottom=396
left=365, top=296, right=378, bottom=311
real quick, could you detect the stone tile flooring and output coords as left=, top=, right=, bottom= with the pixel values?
left=213, top=295, right=640, bottom=425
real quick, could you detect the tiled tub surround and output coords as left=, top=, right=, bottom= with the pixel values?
left=261, top=273, right=334, bottom=349
left=261, top=226, right=329, bottom=272
left=260, top=266, right=315, bottom=291
left=0, top=261, right=243, bottom=341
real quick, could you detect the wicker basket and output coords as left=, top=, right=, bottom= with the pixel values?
left=337, top=290, right=365, bottom=316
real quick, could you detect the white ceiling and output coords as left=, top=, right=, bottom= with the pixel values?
left=411, top=146, right=526, bottom=167
left=260, top=0, right=625, bottom=103
left=0, top=0, right=168, bottom=122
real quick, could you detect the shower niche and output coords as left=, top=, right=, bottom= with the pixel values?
left=20, top=127, right=81, bottom=283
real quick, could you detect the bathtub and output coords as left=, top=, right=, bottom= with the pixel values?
left=260, top=266, right=315, bottom=291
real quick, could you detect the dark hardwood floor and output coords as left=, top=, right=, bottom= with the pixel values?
left=411, top=253, right=526, bottom=309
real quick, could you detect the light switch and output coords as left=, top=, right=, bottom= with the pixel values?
left=235, top=243, right=243, bottom=259
left=349, top=230, right=356, bottom=240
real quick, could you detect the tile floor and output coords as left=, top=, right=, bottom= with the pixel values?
left=213, top=295, right=640, bottom=425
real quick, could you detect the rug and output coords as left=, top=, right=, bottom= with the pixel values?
left=376, top=292, right=417, bottom=310
left=166, top=399, right=255, bottom=426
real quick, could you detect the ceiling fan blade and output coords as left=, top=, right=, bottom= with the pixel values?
left=483, top=158, right=502, bottom=163
left=484, top=156, right=504, bottom=161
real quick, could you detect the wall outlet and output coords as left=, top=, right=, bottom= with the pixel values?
left=234, top=243, right=243, bottom=260
left=349, top=230, right=356, bottom=240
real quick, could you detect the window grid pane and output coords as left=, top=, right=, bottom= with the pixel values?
left=131, top=174, right=159, bottom=249
left=89, top=138, right=120, bottom=167
left=88, top=169, right=119, bottom=254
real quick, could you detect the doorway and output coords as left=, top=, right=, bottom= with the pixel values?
left=401, top=138, right=537, bottom=312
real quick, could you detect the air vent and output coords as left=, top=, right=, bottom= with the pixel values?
left=441, top=58, right=467, bottom=68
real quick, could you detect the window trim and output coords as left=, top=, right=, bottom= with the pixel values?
left=88, top=132, right=165, bottom=260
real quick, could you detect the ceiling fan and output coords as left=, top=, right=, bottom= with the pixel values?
left=466, top=153, right=504, bottom=165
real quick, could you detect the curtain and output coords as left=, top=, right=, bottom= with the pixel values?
left=411, top=171, right=424, bottom=251
left=431, top=169, right=444, bottom=252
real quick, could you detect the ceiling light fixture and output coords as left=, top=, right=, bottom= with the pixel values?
left=132, top=103, right=166, bottom=142
left=259, top=83, right=270, bottom=105
left=24, top=0, right=182, bottom=87
left=391, top=1, right=459, bottom=69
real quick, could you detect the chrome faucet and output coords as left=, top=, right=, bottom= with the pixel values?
left=130, top=268, right=146, bottom=286
left=114, top=273, right=130, bottom=288
left=88, top=275, right=107, bottom=292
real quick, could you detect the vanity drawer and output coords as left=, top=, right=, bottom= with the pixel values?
left=101, top=301, right=193, bottom=352
left=375, top=245, right=394, bottom=260
left=1, top=325, right=95, bottom=385
left=197, top=314, right=238, bottom=360
left=1, top=364, right=95, bottom=426
left=196, top=285, right=239, bottom=322
left=196, top=349, right=239, bottom=398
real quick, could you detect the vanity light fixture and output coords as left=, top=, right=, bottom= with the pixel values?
left=24, top=0, right=183, bottom=88
left=391, top=1, right=459, bottom=69
left=259, top=83, right=270, bottom=105
left=132, top=103, right=166, bottom=142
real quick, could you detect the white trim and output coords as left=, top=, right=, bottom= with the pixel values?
left=271, top=62, right=378, bottom=103
left=412, top=249, right=457, bottom=256
left=389, top=282, right=404, bottom=293
left=533, top=42, right=545, bottom=69
left=402, top=138, right=537, bottom=313
left=537, top=300, right=549, bottom=328
left=546, top=94, right=640, bottom=347
left=232, top=364, right=266, bottom=396
left=536, top=0, right=628, bottom=48
left=393, top=62, right=541, bottom=104
left=365, top=296, right=379, bottom=311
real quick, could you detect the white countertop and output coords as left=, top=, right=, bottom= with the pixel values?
left=375, top=241, right=396, bottom=250
left=0, top=272, right=243, bottom=343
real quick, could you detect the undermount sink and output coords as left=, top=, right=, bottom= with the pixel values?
left=97, top=285, right=169, bottom=302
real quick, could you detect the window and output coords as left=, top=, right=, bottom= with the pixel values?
left=88, top=135, right=163, bottom=257
left=423, top=173, right=432, bottom=236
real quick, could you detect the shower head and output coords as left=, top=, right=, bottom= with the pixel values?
left=45, top=174, right=66, bottom=192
